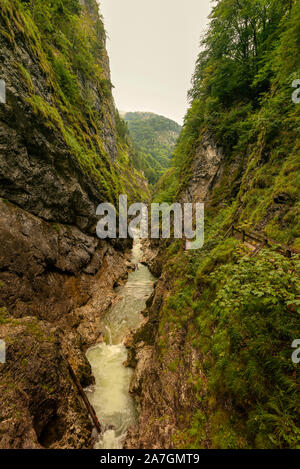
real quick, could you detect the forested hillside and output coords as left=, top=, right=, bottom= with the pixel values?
left=128, top=0, right=300, bottom=449
left=124, top=112, right=181, bottom=185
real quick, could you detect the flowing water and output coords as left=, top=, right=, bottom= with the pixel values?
left=85, top=237, right=155, bottom=449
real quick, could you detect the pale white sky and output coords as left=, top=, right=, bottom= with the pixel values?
left=98, top=0, right=212, bottom=124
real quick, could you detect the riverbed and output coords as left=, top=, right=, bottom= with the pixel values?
left=85, top=237, right=155, bottom=449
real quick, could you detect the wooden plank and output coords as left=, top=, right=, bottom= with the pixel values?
left=66, top=360, right=102, bottom=434
left=250, top=243, right=264, bottom=257
left=223, top=224, right=233, bottom=239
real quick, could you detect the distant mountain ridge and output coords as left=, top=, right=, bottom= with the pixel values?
left=124, top=112, right=181, bottom=185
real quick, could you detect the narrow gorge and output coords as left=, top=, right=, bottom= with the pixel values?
left=86, top=230, right=155, bottom=449
left=0, top=0, right=299, bottom=451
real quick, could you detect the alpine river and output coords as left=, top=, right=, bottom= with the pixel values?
left=85, top=236, right=155, bottom=449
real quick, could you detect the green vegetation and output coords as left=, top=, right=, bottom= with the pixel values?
left=154, top=0, right=300, bottom=449
left=159, top=234, right=299, bottom=448
left=0, top=307, right=10, bottom=325
left=152, top=168, right=179, bottom=203
left=197, top=248, right=299, bottom=449
left=174, top=0, right=299, bottom=245
left=124, top=112, right=181, bottom=185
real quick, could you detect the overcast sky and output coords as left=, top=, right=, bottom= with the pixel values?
left=98, top=0, right=212, bottom=124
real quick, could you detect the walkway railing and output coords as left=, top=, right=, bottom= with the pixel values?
left=224, top=225, right=300, bottom=258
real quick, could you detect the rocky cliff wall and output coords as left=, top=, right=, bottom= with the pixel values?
left=0, top=0, right=141, bottom=449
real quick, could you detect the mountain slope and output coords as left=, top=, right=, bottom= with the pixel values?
left=124, top=112, right=181, bottom=185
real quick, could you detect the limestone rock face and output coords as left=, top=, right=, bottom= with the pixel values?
left=0, top=199, right=130, bottom=326
left=0, top=17, right=115, bottom=232
left=180, top=134, right=224, bottom=204
left=0, top=199, right=132, bottom=448
left=0, top=318, right=93, bottom=449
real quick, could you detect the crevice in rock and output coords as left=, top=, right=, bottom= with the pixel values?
left=37, top=413, right=66, bottom=449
